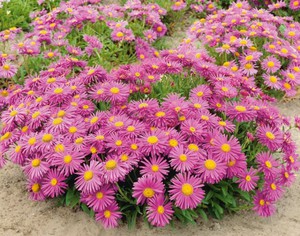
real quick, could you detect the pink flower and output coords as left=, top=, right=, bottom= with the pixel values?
left=81, top=184, right=115, bottom=212
left=253, top=191, right=276, bottom=217
left=95, top=201, right=122, bottom=228
left=132, top=176, right=164, bottom=205
left=257, top=125, right=283, bottom=151
left=75, top=160, right=103, bottom=194
left=140, top=156, right=169, bottom=181
left=261, top=56, right=281, bottom=73
left=42, top=169, right=67, bottom=198
left=196, top=152, right=228, bottom=184
left=237, top=167, right=259, bottom=192
left=256, top=152, right=280, bottom=179
left=146, top=194, right=174, bottom=227
left=140, top=129, right=168, bottom=157
left=169, top=172, right=204, bottom=210
left=169, top=145, right=198, bottom=172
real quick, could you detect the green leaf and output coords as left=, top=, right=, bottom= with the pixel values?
left=197, top=208, right=208, bottom=221
left=81, top=204, right=90, bottom=215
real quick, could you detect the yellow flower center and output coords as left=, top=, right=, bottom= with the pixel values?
left=42, top=134, right=53, bottom=142
left=32, top=111, right=41, bottom=119
left=110, top=87, right=120, bottom=94
left=47, top=52, right=54, bottom=58
left=222, top=44, right=230, bottom=50
left=131, top=144, right=138, bottom=150
left=155, top=111, right=165, bottom=117
left=55, top=144, right=65, bottom=153
left=179, top=154, right=187, bottom=162
left=120, top=154, right=128, bottom=162
left=181, top=183, right=194, bottom=196
left=31, top=158, right=41, bottom=167
left=84, top=170, right=93, bottom=181
left=245, top=55, right=253, bottom=61
left=96, top=135, right=105, bottom=141
left=32, top=183, right=40, bottom=193
left=28, top=137, right=36, bottom=145
left=219, top=121, right=226, bottom=127
left=259, top=199, right=265, bottom=206
left=188, top=143, right=199, bottom=151
left=265, top=131, right=275, bottom=140
left=294, top=1, right=299, bottom=6
left=104, top=210, right=111, bottom=218
left=157, top=205, right=165, bottom=214
left=267, top=61, right=274, bottom=68
left=221, top=87, right=228, bottom=92
left=116, top=32, right=124, bottom=37
left=284, top=172, right=289, bottom=178
left=90, top=147, right=97, bottom=154
left=143, top=188, right=155, bottom=198
left=115, top=121, right=124, bottom=127
left=244, top=63, right=252, bottom=69
left=269, top=76, right=277, bottom=83
left=106, top=160, right=117, bottom=170
left=53, top=118, right=63, bottom=125
left=51, top=178, right=58, bottom=186
left=15, top=145, right=21, bottom=153
left=54, top=88, right=63, bottom=94
left=10, top=110, right=18, bottom=117
left=69, top=126, right=77, bottom=133
left=270, top=183, right=276, bottom=190
left=221, top=143, right=231, bottom=153
left=281, top=48, right=288, bottom=54
left=235, top=105, right=246, bottom=112
left=89, top=117, right=98, bottom=124
left=194, top=103, right=201, bottom=109
left=75, top=137, right=84, bottom=144
left=169, top=139, right=178, bottom=147
left=96, top=192, right=103, bottom=199
left=283, top=83, right=291, bottom=90
left=82, top=105, right=89, bottom=109
left=115, top=140, right=122, bottom=146
left=245, top=175, right=251, bottom=182
left=189, top=127, right=196, bottom=133
left=3, top=64, right=10, bottom=70
left=47, top=77, right=56, bottom=84
left=204, top=159, right=217, bottom=170
left=87, top=69, right=95, bottom=75
left=127, top=126, right=135, bottom=132
left=64, top=155, right=72, bottom=164
left=265, top=160, right=272, bottom=168
left=151, top=165, right=159, bottom=172
left=147, top=136, right=158, bottom=144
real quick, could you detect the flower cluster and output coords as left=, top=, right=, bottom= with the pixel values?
left=187, top=1, right=300, bottom=98
left=0, top=0, right=299, bottom=230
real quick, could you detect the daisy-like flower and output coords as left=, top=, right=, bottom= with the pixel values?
left=95, top=201, right=122, bottom=229
left=169, top=172, right=204, bottom=210
left=263, top=74, right=282, bottom=90
left=144, top=29, right=157, bottom=43
left=262, top=180, right=284, bottom=201
left=101, top=156, right=128, bottom=183
left=27, top=179, right=45, bottom=201
left=52, top=150, right=84, bottom=176
left=140, top=156, right=169, bottom=181
left=212, top=134, right=242, bottom=162
left=290, top=0, right=300, bottom=10
left=23, top=155, right=49, bottom=180
left=103, top=82, right=130, bottom=104
left=180, top=118, right=207, bottom=143
left=81, top=184, right=115, bottom=212
left=140, top=129, right=168, bottom=157
left=257, top=125, right=283, bottom=151
left=42, top=169, right=67, bottom=198
left=75, top=160, right=103, bottom=194
left=256, top=152, right=280, bottom=179
left=169, top=145, right=198, bottom=172
left=237, top=167, right=259, bottom=192
left=196, top=152, right=228, bottom=184
left=146, top=194, right=174, bottom=227
left=226, top=102, right=257, bottom=122
left=132, top=176, right=164, bottom=205
left=0, top=63, right=17, bottom=78
left=279, top=168, right=296, bottom=187
left=261, top=56, right=281, bottom=73
left=253, top=191, right=276, bottom=217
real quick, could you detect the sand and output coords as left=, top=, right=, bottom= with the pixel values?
left=0, top=100, right=300, bottom=236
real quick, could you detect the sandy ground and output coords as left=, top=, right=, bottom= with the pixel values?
left=0, top=100, right=299, bottom=236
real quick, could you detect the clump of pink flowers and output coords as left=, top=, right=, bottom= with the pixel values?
left=0, top=0, right=299, bottom=230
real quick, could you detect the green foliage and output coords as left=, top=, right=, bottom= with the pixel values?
left=0, top=0, right=61, bottom=31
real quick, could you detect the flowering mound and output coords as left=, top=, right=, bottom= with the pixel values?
left=0, top=0, right=300, bottom=229
left=187, top=1, right=300, bottom=98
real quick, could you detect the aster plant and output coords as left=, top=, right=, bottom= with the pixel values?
left=0, top=0, right=299, bottom=230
